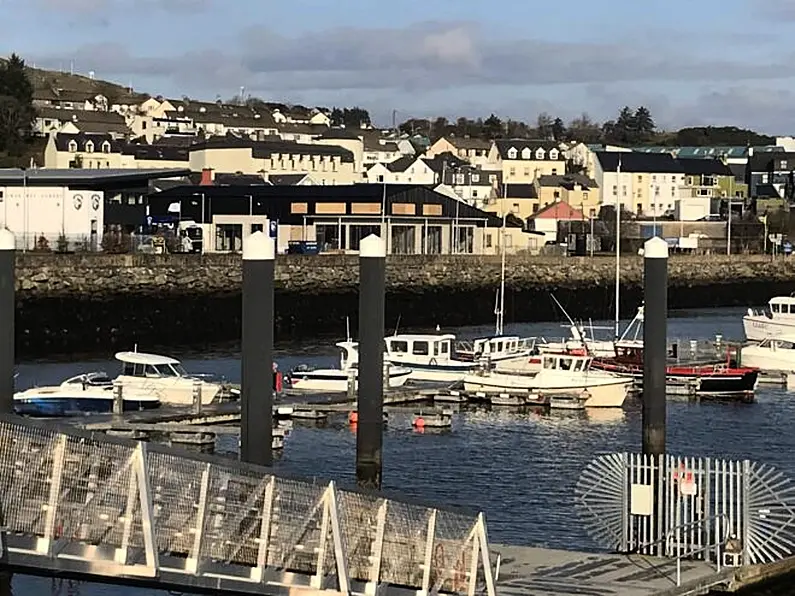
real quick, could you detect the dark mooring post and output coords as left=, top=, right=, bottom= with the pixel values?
left=642, top=236, right=668, bottom=456
left=357, top=234, right=386, bottom=490
left=241, top=230, right=274, bottom=467
left=0, top=229, right=14, bottom=416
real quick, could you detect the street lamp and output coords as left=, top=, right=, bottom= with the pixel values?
left=726, top=198, right=743, bottom=256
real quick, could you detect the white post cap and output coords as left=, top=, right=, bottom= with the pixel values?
left=644, top=236, right=668, bottom=259
left=360, top=234, right=386, bottom=258
left=242, top=230, right=275, bottom=261
left=0, top=228, right=14, bottom=251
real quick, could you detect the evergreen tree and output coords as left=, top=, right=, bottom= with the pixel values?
left=633, top=106, right=655, bottom=142
left=551, top=117, right=566, bottom=141
left=0, top=53, right=35, bottom=154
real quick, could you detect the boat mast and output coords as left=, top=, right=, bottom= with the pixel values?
left=496, top=185, right=507, bottom=336
left=614, top=154, right=622, bottom=340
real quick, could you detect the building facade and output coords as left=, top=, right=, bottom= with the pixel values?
left=486, top=140, right=566, bottom=184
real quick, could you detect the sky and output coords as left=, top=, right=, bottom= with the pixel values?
left=1, top=0, right=795, bottom=134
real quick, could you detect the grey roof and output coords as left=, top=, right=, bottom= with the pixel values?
left=268, top=174, right=310, bottom=185
left=0, top=168, right=191, bottom=184
left=37, top=107, right=130, bottom=135
left=504, top=184, right=538, bottom=199
left=52, top=132, right=121, bottom=152
left=443, top=136, right=491, bottom=150
left=190, top=135, right=355, bottom=162
left=537, top=173, right=598, bottom=190
left=675, top=158, right=733, bottom=176
left=494, top=139, right=562, bottom=160
left=122, top=143, right=189, bottom=161
left=385, top=155, right=418, bottom=172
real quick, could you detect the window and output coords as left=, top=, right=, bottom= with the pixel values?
left=521, top=147, right=531, bottom=159
left=472, top=190, right=478, bottom=198
left=507, top=147, right=517, bottom=159
left=583, top=192, right=589, bottom=200
left=652, top=175, right=656, bottom=182
left=433, top=342, right=440, bottom=356
left=535, top=148, right=545, bottom=159
left=509, top=167, right=516, bottom=176
left=390, top=340, right=409, bottom=353
left=551, top=168, right=557, bottom=175
left=513, top=203, right=520, bottom=210
left=251, top=224, right=264, bottom=233
left=215, top=224, right=243, bottom=252
left=772, top=304, right=780, bottom=313
left=589, top=208, right=596, bottom=217
left=523, top=168, right=530, bottom=176
left=485, top=233, right=493, bottom=248
left=85, top=141, right=95, bottom=153
left=471, top=173, right=480, bottom=182
left=412, top=341, right=429, bottom=356
left=612, top=185, right=617, bottom=195
left=532, top=203, right=539, bottom=213
left=622, top=185, right=627, bottom=195
left=441, top=341, right=449, bottom=354
left=553, top=191, right=560, bottom=199
left=549, top=149, right=559, bottom=160
left=101, top=141, right=111, bottom=153
left=68, top=140, right=78, bottom=152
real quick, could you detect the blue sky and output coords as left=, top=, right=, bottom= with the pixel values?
left=2, top=0, right=795, bottom=133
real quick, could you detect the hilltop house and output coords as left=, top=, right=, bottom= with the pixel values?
left=486, top=140, right=566, bottom=184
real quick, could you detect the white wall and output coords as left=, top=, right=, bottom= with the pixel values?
left=0, top=185, right=104, bottom=248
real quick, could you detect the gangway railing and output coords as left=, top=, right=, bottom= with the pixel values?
left=0, top=416, right=497, bottom=595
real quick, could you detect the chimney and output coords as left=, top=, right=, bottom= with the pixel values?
left=200, top=168, right=214, bottom=185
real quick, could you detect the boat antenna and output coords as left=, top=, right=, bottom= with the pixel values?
left=345, top=316, right=351, bottom=342
left=550, top=293, right=591, bottom=356
left=134, top=343, right=138, bottom=353
left=393, top=314, right=401, bottom=336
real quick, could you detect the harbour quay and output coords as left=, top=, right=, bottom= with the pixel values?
left=14, top=251, right=795, bottom=358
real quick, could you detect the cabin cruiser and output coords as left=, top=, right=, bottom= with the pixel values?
left=744, top=295, right=795, bottom=341
left=463, top=353, right=633, bottom=408
left=114, top=350, right=234, bottom=406
left=740, top=337, right=795, bottom=373
left=288, top=341, right=412, bottom=392
left=14, top=372, right=160, bottom=417
left=384, top=333, right=536, bottom=383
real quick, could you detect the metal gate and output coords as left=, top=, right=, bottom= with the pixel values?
left=575, top=453, right=795, bottom=566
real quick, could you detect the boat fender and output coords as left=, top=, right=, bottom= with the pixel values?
left=348, top=411, right=358, bottom=424
left=429, top=358, right=438, bottom=366
left=413, top=416, right=425, bottom=428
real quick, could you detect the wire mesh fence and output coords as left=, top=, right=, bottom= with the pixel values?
left=0, top=417, right=495, bottom=594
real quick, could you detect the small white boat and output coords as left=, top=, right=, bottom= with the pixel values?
left=744, top=295, right=795, bottom=341
left=14, top=372, right=160, bottom=417
left=114, top=350, right=233, bottom=406
left=463, top=353, right=633, bottom=408
left=289, top=341, right=412, bottom=392
left=384, top=333, right=535, bottom=383
left=740, top=337, right=795, bottom=373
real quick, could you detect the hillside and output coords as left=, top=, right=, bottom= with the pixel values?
left=24, top=64, right=150, bottom=105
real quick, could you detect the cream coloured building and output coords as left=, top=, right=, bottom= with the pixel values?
left=426, top=136, right=492, bottom=168
left=188, top=136, right=358, bottom=185
left=45, top=133, right=124, bottom=169
left=486, top=139, right=566, bottom=184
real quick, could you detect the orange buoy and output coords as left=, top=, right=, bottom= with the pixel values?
left=413, top=416, right=425, bottom=428
left=348, top=411, right=359, bottom=424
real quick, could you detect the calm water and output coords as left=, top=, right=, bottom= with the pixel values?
left=12, top=307, right=795, bottom=595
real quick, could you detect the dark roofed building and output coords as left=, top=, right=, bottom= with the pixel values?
left=504, top=184, right=538, bottom=199
left=537, top=173, right=598, bottom=190
left=492, top=139, right=563, bottom=161
left=147, top=183, right=532, bottom=255
left=190, top=135, right=354, bottom=162
left=746, top=151, right=795, bottom=200
left=121, top=143, right=189, bottom=163
left=675, top=158, right=734, bottom=177
left=596, top=151, right=685, bottom=174
left=35, top=107, right=130, bottom=136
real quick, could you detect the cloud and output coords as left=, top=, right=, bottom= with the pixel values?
left=33, top=0, right=212, bottom=14
left=27, top=20, right=795, bottom=132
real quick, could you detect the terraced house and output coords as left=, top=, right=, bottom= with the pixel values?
left=486, top=139, right=566, bottom=184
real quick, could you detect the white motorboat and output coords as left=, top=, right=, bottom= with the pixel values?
left=14, top=372, right=160, bottom=417
left=384, top=333, right=536, bottom=383
left=740, top=337, right=795, bottom=373
left=114, top=350, right=233, bottom=406
left=744, top=295, right=795, bottom=341
left=288, top=341, right=412, bottom=392
left=463, top=353, right=633, bottom=408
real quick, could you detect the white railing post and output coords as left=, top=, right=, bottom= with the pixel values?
left=311, top=483, right=332, bottom=589
left=476, top=513, right=497, bottom=596
left=42, top=435, right=67, bottom=557
left=366, top=499, right=387, bottom=595
left=251, top=476, right=275, bottom=582
left=187, top=463, right=211, bottom=574
left=466, top=523, right=480, bottom=596
left=133, top=442, right=158, bottom=576
left=327, top=481, right=351, bottom=595
left=115, top=450, right=141, bottom=565
left=420, top=509, right=437, bottom=595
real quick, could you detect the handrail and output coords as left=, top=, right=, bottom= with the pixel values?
left=630, top=513, right=729, bottom=587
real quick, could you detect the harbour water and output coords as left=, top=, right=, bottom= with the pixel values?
left=10, top=306, right=795, bottom=595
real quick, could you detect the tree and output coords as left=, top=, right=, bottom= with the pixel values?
left=536, top=112, right=554, bottom=139
left=633, top=106, right=655, bottom=142
left=0, top=53, right=35, bottom=154
left=551, top=117, right=566, bottom=141
left=567, top=112, right=602, bottom=143
left=483, top=113, right=503, bottom=138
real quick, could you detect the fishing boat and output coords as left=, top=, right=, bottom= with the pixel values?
left=384, top=333, right=536, bottom=383
left=288, top=341, right=412, bottom=392
left=14, top=372, right=160, bottom=417
left=591, top=345, right=758, bottom=401
left=744, top=295, right=795, bottom=341
left=463, top=353, right=632, bottom=408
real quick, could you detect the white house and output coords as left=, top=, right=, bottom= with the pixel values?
left=526, top=201, right=586, bottom=245
left=365, top=156, right=436, bottom=184
left=594, top=151, right=686, bottom=218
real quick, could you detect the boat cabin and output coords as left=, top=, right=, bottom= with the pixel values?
left=115, top=351, right=189, bottom=379
left=457, top=336, right=535, bottom=361
left=541, top=354, right=593, bottom=372
left=756, top=337, right=795, bottom=350
left=766, top=296, right=795, bottom=318
left=385, top=334, right=457, bottom=363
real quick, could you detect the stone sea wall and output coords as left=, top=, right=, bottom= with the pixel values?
left=14, top=253, right=795, bottom=357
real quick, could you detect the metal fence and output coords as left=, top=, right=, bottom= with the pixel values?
left=575, top=453, right=795, bottom=569
left=0, top=416, right=496, bottom=595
